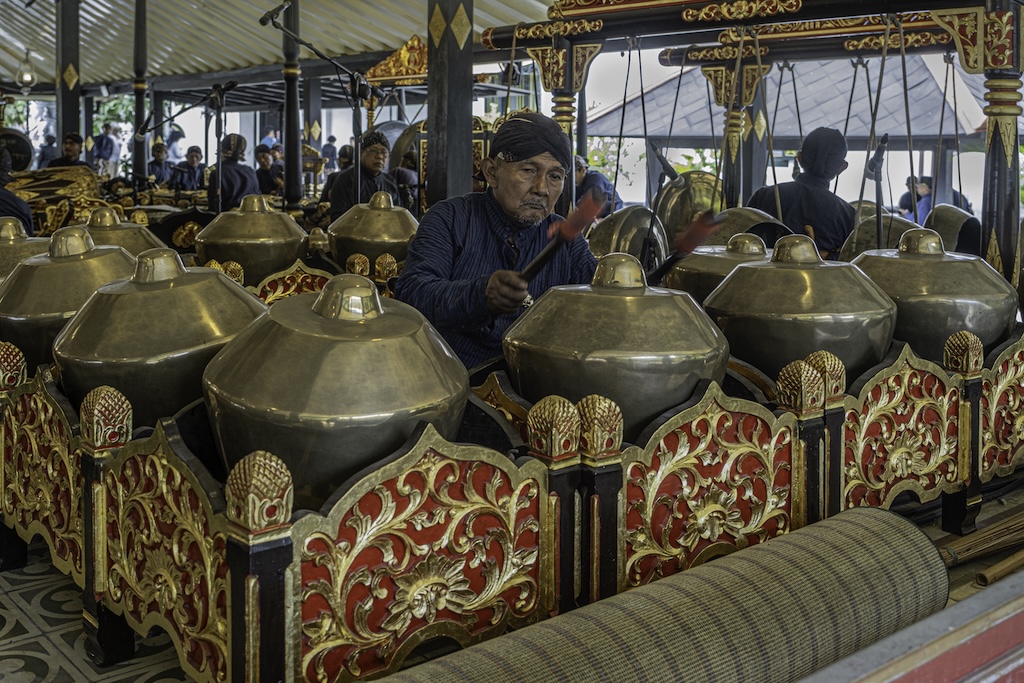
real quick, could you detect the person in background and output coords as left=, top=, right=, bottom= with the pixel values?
left=390, top=150, right=420, bottom=213
left=271, top=143, right=284, bottom=167
left=745, top=126, right=855, bottom=258
left=93, top=122, right=116, bottom=179
left=897, top=176, right=918, bottom=219
left=0, top=150, right=34, bottom=235
left=146, top=143, right=175, bottom=186
left=574, top=155, right=623, bottom=218
left=328, top=131, right=401, bottom=221
left=322, top=135, right=338, bottom=174
left=166, top=129, right=187, bottom=166
left=319, top=145, right=354, bottom=204
left=259, top=128, right=278, bottom=148
left=255, top=143, right=284, bottom=196
left=915, top=176, right=972, bottom=223
left=169, top=145, right=206, bottom=192
left=36, top=134, right=57, bottom=169
left=45, top=133, right=91, bottom=168
left=208, top=134, right=259, bottom=211
left=394, top=111, right=598, bottom=368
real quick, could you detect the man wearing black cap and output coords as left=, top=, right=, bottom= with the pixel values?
left=746, top=126, right=856, bottom=258
left=395, top=111, right=598, bottom=368
left=169, top=145, right=206, bottom=192
left=328, top=130, right=402, bottom=222
left=45, top=133, right=90, bottom=168
left=254, top=143, right=284, bottom=196
left=208, top=134, right=260, bottom=211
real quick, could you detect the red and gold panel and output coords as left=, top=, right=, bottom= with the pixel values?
left=250, top=259, right=333, bottom=306
left=980, top=336, right=1024, bottom=482
left=100, top=428, right=229, bottom=683
left=842, top=345, right=963, bottom=509
left=292, top=425, right=549, bottom=682
left=472, top=372, right=531, bottom=443
left=0, top=371, right=83, bottom=585
left=622, top=383, right=796, bottom=589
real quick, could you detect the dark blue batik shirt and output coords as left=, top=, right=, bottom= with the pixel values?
left=395, top=189, right=598, bottom=369
left=747, top=173, right=856, bottom=254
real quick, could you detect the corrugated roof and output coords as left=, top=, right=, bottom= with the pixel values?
left=0, top=0, right=550, bottom=88
left=586, top=54, right=1008, bottom=147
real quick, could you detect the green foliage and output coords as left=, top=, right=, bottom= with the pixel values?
left=585, top=136, right=635, bottom=185
left=671, top=148, right=718, bottom=175
left=1, top=99, right=28, bottom=129
left=92, top=95, right=135, bottom=135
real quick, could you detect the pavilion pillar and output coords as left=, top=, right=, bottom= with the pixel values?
left=741, top=82, right=770, bottom=204
left=576, top=84, right=588, bottom=158
left=282, top=0, right=303, bottom=209
left=933, top=7, right=1022, bottom=287
left=132, top=0, right=148, bottom=188
left=701, top=60, right=771, bottom=209
left=426, top=0, right=475, bottom=206
left=55, top=0, right=81, bottom=141
left=304, top=78, right=323, bottom=152
left=526, top=36, right=603, bottom=216
left=152, top=92, right=166, bottom=144
left=83, top=96, right=95, bottom=167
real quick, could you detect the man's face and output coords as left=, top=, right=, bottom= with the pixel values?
left=575, top=164, right=587, bottom=186
left=187, top=151, right=202, bottom=167
left=271, top=147, right=283, bottom=161
left=62, top=139, right=81, bottom=160
left=153, top=147, right=168, bottom=163
left=916, top=182, right=931, bottom=196
left=482, top=151, right=566, bottom=229
left=256, top=152, right=272, bottom=169
left=361, top=144, right=389, bottom=176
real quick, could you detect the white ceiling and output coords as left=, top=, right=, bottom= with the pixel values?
left=0, top=0, right=550, bottom=88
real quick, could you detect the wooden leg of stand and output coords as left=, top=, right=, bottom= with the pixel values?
left=83, top=601, right=137, bottom=667
left=943, top=486, right=983, bottom=536
left=0, top=524, right=28, bottom=572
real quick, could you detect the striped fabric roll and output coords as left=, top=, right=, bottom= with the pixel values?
left=384, top=507, right=947, bottom=683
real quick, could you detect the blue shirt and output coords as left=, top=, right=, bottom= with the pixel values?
left=395, top=190, right=598, bottom=368
left=577, top=169, right=623, bottom=218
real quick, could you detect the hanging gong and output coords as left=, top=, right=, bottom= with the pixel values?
left=0, top=128, right=33, bottom=172
left=652, top=170, right=725, bottom=244
left=587, top=205, right=669, bottom=271
left=707, top=207, right=791, bottom=247
left=838, top=213, right=919, bottom=262
left=924, top=204, right=982, bottom=256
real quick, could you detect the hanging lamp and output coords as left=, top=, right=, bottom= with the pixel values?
left=15, top=49, right=36, bottom=96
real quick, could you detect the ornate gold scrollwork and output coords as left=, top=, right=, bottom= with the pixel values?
left=172, top=220, right=202, bottom=249
left=79, top=386, right=132, bottom=448
left=682, top=0, right=801, bottom=23
left=0, top=341, right=27, bottom=391
left=515, top=19, right=603, bottom=40
left=980, top=335, right=1024, bottom=481
left=248, top=259, right=332, bottom=306
left=687, top=45, right=768, bottom=61
left=293, top=425, right=548, bottom=680
left=622, top=383, right=795, bottom=589
left=944, top=330, right=984, bottom=378
left=843, top=31, right=952, bottom=51
left=225, top=450, right=293, bottom=538
left=932, top=9, right=983, bottom=72
left=805, top=350, right=846, bottom=409
left=471, top=373, right=531, bottom=442
left=366, top=35, right=428, bottom=87
left=776, top=360, right=824, bottom=420
left=527, top=395, right=582, bottom=470
left=527, top=46, right=568, bottom=92
left=204, top=259, right=245, bottom=286
left=578, top=395, right=623, bottom=467
left=2, top=373, right=83, bottom=584
left=842, top=345, right=962, bottom=509
left=103, top=436, right=229, bottom=682
left=720, top=14, right=937, bottom=43
left=345, top=253, right=370, bottom=277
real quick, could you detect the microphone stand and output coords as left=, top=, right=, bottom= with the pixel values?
left=265, top=16, right=378, bottom=205
left=210, top=86, right=225, bottom=214
left=865, top=133, right=889, bottom=251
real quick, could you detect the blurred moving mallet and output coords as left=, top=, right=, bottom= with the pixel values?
left=520, top=189, right=604, bottom=282
left=646, top=211, right=724, bottom=286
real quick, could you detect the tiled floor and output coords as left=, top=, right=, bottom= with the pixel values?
left=4, top=484, right=1024, bottom=682
left=0, top=542, right=190, bottom=683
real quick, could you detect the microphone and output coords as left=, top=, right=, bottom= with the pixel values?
left=866, top=133, right=888, bottom=178
left=258, top=0, right=291, bottom=25
left=222, top=80, right=239, bottom=93
left=648, top=141, right=680, bottom=182
left=134, top=111, right=153, bottom=142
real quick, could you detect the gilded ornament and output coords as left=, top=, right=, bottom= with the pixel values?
left=682, top=0, right=801, bottom=23
left=843, top=32, right=951, bottom=51
left=450, top=4, right=472, bottom=50
left=775, top=360, right=824, bottom=419
left=346, top=253, right=370, bottom=276
left=381, top=555, right=477, bottom=633
left=249, top=259, right=332, bottom=306
left=720, top=15, right=937, bottom=43
left=367, top=36, right=428, bottom=86
left=572, top=44, right=604, bottom=94
left=805, top=350, right=846, bottom=408
left=0, top=341, right=26, bottom=390
left=944, top=331, right=985, bottom=377
left=471, top=372, right=530, bottom=442
left=79, top=386, right=132, bottom=449
left=980, top=338, right=1024, bottom=479
left=527, top=47, right=568, bottom=92
left=984, top=11, right=1014, bottom=70
left=514, top=19, right=603, bottom=40
left=375, top=253, right=399, bottom=281
left=842, top=346, right=961, bottom=509
left=527, top=395, right=581, bottom=467
left=225, top=450, right=294, bottom=534
left=931, top=10, right=982, bottom=72
left=129, top=209, right=149, bottom=225
left=687, top=45, right=768, bottom=61
left=577, top=395, right=623, bottom=465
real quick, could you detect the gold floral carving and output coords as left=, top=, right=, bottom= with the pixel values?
left=572, top=43, right=604, bottom=94
left=0, top=341, right=27, bottom=391
left=204, top=259, right=244, bottom=286
left=931, top=10, right=982, bottom=73
left=986, top=112, right=1020, bottom=171
left=842, top=345, right=962, bottom=509
left=2, top=373, right=83, bottom=584
left=984, top=11, right=1015, bottom=70
left=527, top=395, right=582, bottom=470
left=375, top=253, right=399, bottom=282
left=225, top=450, right=293, bottom=538
left=249, top=259, right=332, bottom=306
left=702, top=64, right=770, bottom=108
left=79, top=386, right=132, bottom=449
left=622, top=383, right=795, bottom=588
left=776, top=360, right=824, bottom=420
left=346, top=253, right=370, bottom=277
left=527, top=46, right=568, bottom=92
left=367, top=35, right=428, bottom=87
left=515, top=19, right=603, bottom=40
left=471, top=372, right=531, bottom=443
left=843, top=32, right=952, bottom=52
left=944, top=331, right=984, bottom=378
left=720, top=14, right=937, bottom=43
left=104, top=435, right=228, bottom=682
left=687, top=45, right=768, bottom=62
left=805, top=350, right=846, bottom=409
left=172, top=221, right=202, bottom=249
left=980, top=335, right=1024, bottom=480
left=293, top=425, right=547, bottom=680
left=682, top=0, right=801, bottom=23
left=578, top=395, right=623, bottom=466
left=548, top=0, right=682, bottom=20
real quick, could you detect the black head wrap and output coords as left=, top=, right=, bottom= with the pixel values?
left=799, top=127, right=847, bottom=179
left=489, top=112, right=572, bottom=172
left=187, top=145, right=203, bottom=156
left=254, top=144, right=272, bottom=155
left=918, top=176, right=933, bottom=190
left=222, top=133, right=247, bottom=161
left=361, top=130, right=390, bottom=151
left=64, top=132, right=83, bottom=145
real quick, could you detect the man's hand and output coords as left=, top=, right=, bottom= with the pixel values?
left=486, top=270, right=529, bottom=315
